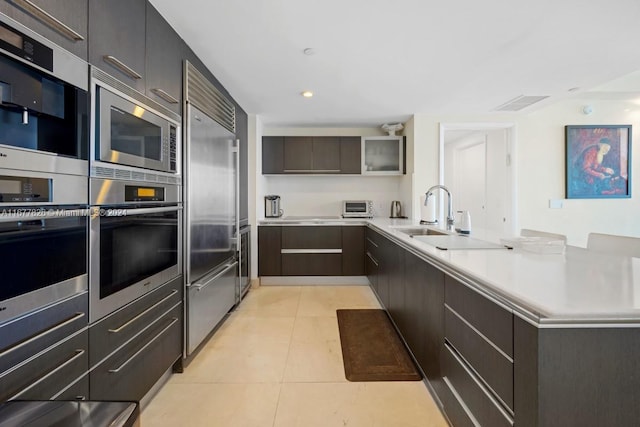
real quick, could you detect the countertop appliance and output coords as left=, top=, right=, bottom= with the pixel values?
left=184, top=61, right=239, bottom=356
left=88, top=178, right=182, bottom=323
left=89, top=66, right=181, bottom=183
left=342, top=200, right=373, bottom=218
left=0, top=401, right=139, bottom=427
left=390, top=200, right=402, bottom=218
left=265, top=195, right=283, bottom=218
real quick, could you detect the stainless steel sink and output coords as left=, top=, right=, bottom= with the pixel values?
left=393, top=227, right=448, bottom=236
left=413, top=234, right=510, bottom=250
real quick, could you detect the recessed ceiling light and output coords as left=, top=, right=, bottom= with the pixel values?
left=301, top=91, right=313, bottom=98
left=303, top=48, right=316, bottom=55
left=568, top=87, right=581, bottom=92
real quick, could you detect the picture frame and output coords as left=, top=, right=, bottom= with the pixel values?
left=565, top=125, right=632, bottom=199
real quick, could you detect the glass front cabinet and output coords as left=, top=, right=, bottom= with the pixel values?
left=361, top=136, right=406, bottom=175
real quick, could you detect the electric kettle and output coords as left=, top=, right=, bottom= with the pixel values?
left=390, top=201, right=403, bottom=218
left=265, top=195, right=283, bottom=218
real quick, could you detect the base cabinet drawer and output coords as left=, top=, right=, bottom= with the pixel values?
left=281, top=253, right=342, bottom=275
left=90, top=304, right=182, bottom=401
left=442, top=343, right=513, bottom=427
left=0, top=330, right=88, bottom=401
left=445, top=305, right=513, bottom=409
left=89, top=278, right=182, bottom=366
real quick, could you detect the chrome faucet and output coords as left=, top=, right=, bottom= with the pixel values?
left=425, top=185, right=455, bottom=230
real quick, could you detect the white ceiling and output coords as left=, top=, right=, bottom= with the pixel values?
left=150, top=0, right=640, bottom=127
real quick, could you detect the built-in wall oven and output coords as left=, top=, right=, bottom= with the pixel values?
left=0, top=15, right=89, bottom=325
left=90, top=67, right=180, bottom=182
left=0, top=14, right=88, bottom=177
left=89, top=178, right=182, bottom=323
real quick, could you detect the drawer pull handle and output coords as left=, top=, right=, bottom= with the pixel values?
left=9, top=349, right=86, bottom=400
left=282, top=169, right=342, bottom=173
left=150, top=88, right=179, bottom=104
left=366, top=237, right=379, bottom=248
left=108, top=317, right=179, bottom=374
left=103, top=55, right=142, bottom=80
left=280, top=249, right=342, bottom=254
left=366, top=251, right=379, bottom=267
left=8, top=0, right=85, bottom=41
left=0, top=312, right=85, bottom=358
left=108, top=289, right=178, bottom=333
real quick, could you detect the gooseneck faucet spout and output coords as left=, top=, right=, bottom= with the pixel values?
left=425, top=185, right=455, bottom=230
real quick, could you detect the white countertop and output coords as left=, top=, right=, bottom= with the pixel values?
left=367, top=218, right=640, bottom=325
left=259, top=216, right=640, bottom=325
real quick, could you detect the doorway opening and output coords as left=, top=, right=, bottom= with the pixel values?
left=438, top=123, right=517, bottom=236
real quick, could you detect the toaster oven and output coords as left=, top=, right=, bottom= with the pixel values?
left=342, top=200, right=373, bottom=218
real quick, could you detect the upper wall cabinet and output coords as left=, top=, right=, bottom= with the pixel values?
left=362, top=136, right=406, bottom=175
left=0, top=0, right=88, bottom=59
left=88, top=0, right=146, bottom=93
left=262, top=136, right=362, bottom=175
left=145, top=3, right=182, bottom=113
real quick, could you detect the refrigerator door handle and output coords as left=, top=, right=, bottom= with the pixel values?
left=189, top=261, right=238, bottom=291
left=234, top=139, right=240, bottom=248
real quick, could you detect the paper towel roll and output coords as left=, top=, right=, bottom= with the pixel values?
left=420, top=194, right=437, bottom=223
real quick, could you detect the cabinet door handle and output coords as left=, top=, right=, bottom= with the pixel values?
left=108, top=289, right=178, bottom=333
left=150, top=88, right=179, bottom=104
left=103, top=55, right=142, bottom=80
left=108, top=317, right=179, bottom=374
left=0, top=312, right=85, bottom=358
left=8, top=0, right=85, bottom=41
left=9, top=349, right=86, bottom=400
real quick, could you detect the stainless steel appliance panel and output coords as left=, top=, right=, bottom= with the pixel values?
left=0, top=208, right=88, bottom=324
left=89, top=178, right=182, bottom=323
left=0, top=168, right=87, bottom=205
left=185, top=105, right=236, bottom=284
left=0, top=15, right=89, bottom=177
left=96, top=86, right=177, bottom=174
left=238, top=226, right=251, bottom=303
left=89, top=204, right=181, bottom=323
left=187, top=261, right=237, bottom=355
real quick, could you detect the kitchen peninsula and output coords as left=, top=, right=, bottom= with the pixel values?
left=259, top=217, right=640, bottom=427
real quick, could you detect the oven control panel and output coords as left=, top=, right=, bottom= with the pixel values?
left=0, top=175, right=51, bottom=202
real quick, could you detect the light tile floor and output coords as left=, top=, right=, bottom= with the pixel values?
left=141, top=285, right=449, bottom=426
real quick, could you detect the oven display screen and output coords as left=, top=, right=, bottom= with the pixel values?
left=0, top=179, right=21, bottom=194
left=137, top=188, right=155, bottom=198
left=124, top=185, right=164, bottom=202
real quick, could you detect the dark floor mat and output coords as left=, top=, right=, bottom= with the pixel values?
left=337, top=309, right=422, bottom=382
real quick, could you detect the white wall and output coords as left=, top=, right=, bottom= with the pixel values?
left=517, top=100, right=640, bottom=247
left=409, top=99, right=640, bottom=247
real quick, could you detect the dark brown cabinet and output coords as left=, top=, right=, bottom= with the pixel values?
left=0, top=0, right=88, bottom=60
left=88, top=0, right=146, bottom=92
left=342, top=226, right=365, bottom=275
left=262, top=136, right=361, bottom=174
left=0, top=292, right=89, bottom=401
left=145, top=3, right=183, bottom=113
left=89, top=277, right=183, bottom=402
left=258, top=225, right=366, bottom=276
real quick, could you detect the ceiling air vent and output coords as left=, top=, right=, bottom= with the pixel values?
left=494, top=95, right=549, bottom=112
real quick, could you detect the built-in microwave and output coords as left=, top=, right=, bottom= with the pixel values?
left=91, top=67, right=180, bottom=178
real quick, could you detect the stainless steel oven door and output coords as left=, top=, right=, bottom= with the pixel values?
left=89, top=205, right=182, bottom=323
left=96, top=85, right=177, bottom=174
left=0, top=208, right=88, bottom=324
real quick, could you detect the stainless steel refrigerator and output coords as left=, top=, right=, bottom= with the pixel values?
left=183, top=62, right=239, bottom=356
